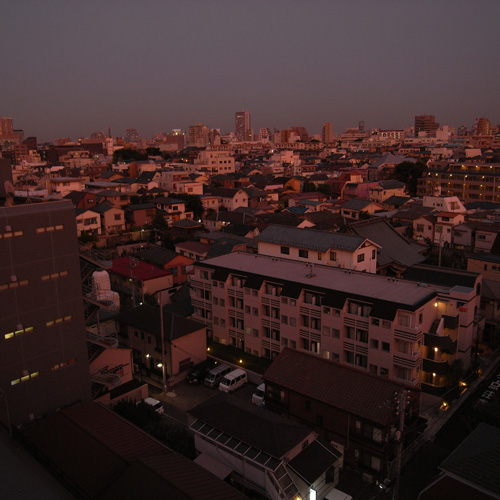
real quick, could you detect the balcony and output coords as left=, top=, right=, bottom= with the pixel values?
left=394, top=324, right=423, bottom=343
left=393, top=350, right=421, bottom=369
left=424, top=333, right=457, bottom=354
left=422, top=358, right=449, bottom=376
left=421, top=382, right=447, bottom=397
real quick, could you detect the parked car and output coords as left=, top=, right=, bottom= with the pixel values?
left=219, top=369, right=247, bottom=393
left=252, top=383, right=265, bottom=406
left=186, top=359, right=215, bottom=384
left=142, top=397, right=164, bottom=415
left=204, top=364, right=232, bottom=388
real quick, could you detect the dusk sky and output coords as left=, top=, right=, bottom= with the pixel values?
left=2, top=1, right=500, bottom=142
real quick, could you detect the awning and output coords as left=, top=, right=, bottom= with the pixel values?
left=194, top=453, right=233, bottom=480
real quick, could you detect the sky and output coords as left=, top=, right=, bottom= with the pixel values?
left=2, top=1, right=500, bottom=142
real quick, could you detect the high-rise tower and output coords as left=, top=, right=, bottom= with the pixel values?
left=235, top=110, right=251, bottom=141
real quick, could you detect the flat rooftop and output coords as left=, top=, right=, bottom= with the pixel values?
left=198, top=252, right=436, bottom=307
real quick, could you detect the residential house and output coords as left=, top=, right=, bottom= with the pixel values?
left=95, top=189, right=131, bottom=209
left=118, top=304, right=207, bottom=381
left=125, top=202, right=157, bottom=228
left=263, top=348, right=420, bottom=483
left=188, top=393, right=342, bottom=500
left=453, top=221, right=500, bottom=252
left=348, top=218, right=426, bottom=276
left=256, top=225, right=380, bottom=273
left=418, top=423, right=500, bottom=500
left=136, top=246, right=194, bottom=285
left=63, top=190, right=99, bottom=210
left=75, top=208, right=101, bottom=236
left=368, top=180, right=407, bottom=204
left=109, top=256, right=174, bottom=305
left=49, top=176, right=84, bottom=197
left=154, top=196, right=193, bottom=225
left=433, top=212, right=465, bottom=247
left=210, top=188, right=249, bottom=211
left=90, top=203, right=125, bottom=235
left=341, top=199, right=384, bottom=220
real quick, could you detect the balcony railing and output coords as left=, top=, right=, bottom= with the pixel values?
left=393, top=351, right=421, bottom=369
left=424, top=333, right=457, bottom=354
left=422, top=358, right=449, bottom=376
left=394, top=324, right=423, bottom=343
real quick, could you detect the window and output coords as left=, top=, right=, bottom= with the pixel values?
left=282, top=315, right=288, bottom=325
left=381, top=342, right=390, bottom=352
left=280, top=246, right=290, bottom=255
left=357, top=253, right=365, bottom=263
left=371, top=318, right=380, bottom=326
left=332, top=328, right=340, bottom=338
left=345, top=351, right=354, bottom=364
left=299, top=249, right=309, bottom=258
left=330, top=251, right=337, bottom=261
left=370, top=339, right=379, bottom=349
left=290, top=317, right=297, bottom=327
left=372, top=249, right=376, bottom=259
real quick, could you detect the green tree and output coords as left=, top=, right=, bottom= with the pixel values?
left=394, top=161, right=427, bottom=196
left=302, top=181, right=317, bottom=193
left=171, top=193, right=204, bottom=220
left=112, top=148, right=147, bottom=163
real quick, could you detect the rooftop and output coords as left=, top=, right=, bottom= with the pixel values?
left=198, top=251, right=436, bottom=308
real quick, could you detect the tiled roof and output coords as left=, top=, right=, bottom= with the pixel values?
left=439, top=423, right=500, bottom=497
left=263, top=349, right=406, bottom=424
left=256, top=224, right=367, bottom=252
left=21, top=402, right=246, bottom=500
left=110, top=257, right=171, bottom=281
left=117, top=304, right=204, bottom=340
left=176, top=240, right=210, bottom=255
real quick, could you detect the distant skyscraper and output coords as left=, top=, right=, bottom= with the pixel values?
left=125, top=128, right=141, bottom=143
left=322, top=122, right=334, bottom=143
left=476, top=117, right=492, bottom=136
left=415, top=115, right=439, bottom=137
left=235, top=110, right=251, bottom=141
left=290, top=126, right=309, bottom=141
left=188, top=123, right=210, bottom=147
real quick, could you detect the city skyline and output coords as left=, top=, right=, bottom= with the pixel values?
left=2, top=1, right=500, bottom=142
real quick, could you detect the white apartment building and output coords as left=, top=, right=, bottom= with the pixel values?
left=194, top=150, right=235, bottom=175
left=255, top=225, right=379, bottom=274
left=190, top=253, right=480, bottom=396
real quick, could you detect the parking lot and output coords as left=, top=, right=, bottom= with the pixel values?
left=147, top=376, right=260, bottom=426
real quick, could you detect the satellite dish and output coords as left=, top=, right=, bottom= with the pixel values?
left=4, top=180, right=15, bottom=206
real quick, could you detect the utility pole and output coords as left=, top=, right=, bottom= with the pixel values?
left=392, top=389, right=408, bottom=500
left=159, top=291, right=168, bottom=393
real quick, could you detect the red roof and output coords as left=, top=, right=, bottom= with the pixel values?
left=110, top=257, right=172, bottom=282
left=264, top=348, right=411, bottom=424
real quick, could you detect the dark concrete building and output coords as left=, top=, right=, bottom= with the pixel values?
left=0, top=200, right=91, bottom=428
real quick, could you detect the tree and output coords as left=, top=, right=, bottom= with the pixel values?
left=112, top=148, right=147, bottom=163
left=171, top=193, right=204, bottom=220
left=302, top=181, right=317, bottom=193
left=394, top=161, right=427, bottom=197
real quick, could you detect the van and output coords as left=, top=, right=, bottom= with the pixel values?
left=186, top=359, right=215, bottom=384
left=252, top=383, right=265, bottom=406
left=143, top=397, right=164, bottom=415
left=219, top=369, right=247, bottom=393
left=204, top=364, right=231, bottom=388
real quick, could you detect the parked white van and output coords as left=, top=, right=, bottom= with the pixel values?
left=143, top=397, right=164, bottom=415
left=204, top=364, right=232, bottom=388
left=252, top=383, right=265, bottom=406
left=219, top=369, right=247, bottom=393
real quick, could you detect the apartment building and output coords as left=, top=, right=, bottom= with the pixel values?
left=190, top=253, right=480, bottom=395
left=418, top=161, right=500, bottom=203
left=0, top=200, right=91, bottom=427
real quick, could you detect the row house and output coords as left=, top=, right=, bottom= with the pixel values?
left=256, top=225, right=380, bottom=273
left=190, top=253, right=480, bottom=396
